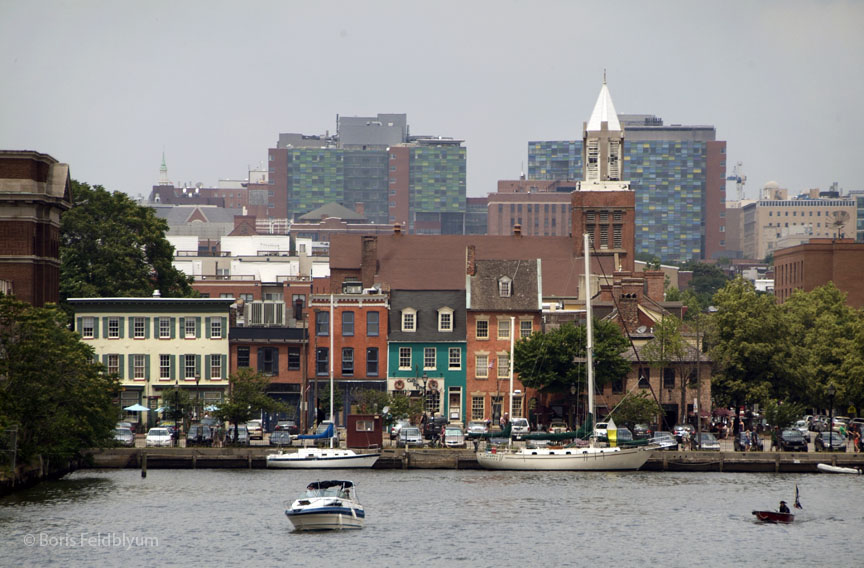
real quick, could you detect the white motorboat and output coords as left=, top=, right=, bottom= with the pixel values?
left=817, top=463, right=862, bottom=475
left=266, top=422, right=380, bottom=469
left=284, top=480, right=365, bottom=531
left=476, top=233, right=654, bottom=472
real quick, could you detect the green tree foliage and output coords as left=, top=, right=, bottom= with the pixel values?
left=161, top=385, right=193, bottom=432
left=762, top=399, right=805, bottom=429
left=60, top=180, right=194, bottom=305
left=679, top=261, right=731, bottom=311
left=0, top=295, right=118, bottom=463
left=708, top=278, right=789, bottom=407
left=352, top=388, right=390, bottom=415
left=318, top=382, right=344, bottom=417
left=611, top=391, right=663, bottom=428
left=640, top=315, right=695, bottom=423
left=514, top=321, right=630, bottom=393
left=215, top=368, right=286, bottom=440
left=386, top=392, right=424, bottom=422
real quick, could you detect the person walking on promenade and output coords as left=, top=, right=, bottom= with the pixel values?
left=770, top=426, right=780, bottom=452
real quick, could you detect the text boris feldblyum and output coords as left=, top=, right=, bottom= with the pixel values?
left=25, top=532, right=158, bottom=549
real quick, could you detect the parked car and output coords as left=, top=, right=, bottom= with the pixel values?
left=650, top=431, right=678, bottom=451
left=186, top=424, right=213, bottom=446
left=145, top=427, right=172, bottom=447
left=114, top=427, right=135, bottom=447
left=815, top=431, right=846, bottom=452
left=733, top=430, right=763, bottom=451
left=397, top=426, right=424, bottom=448
left=389, top=419, right=412, bottom=439
left=270, top=430, right=293, bottom=446
left=593, top=422, right=610, bottom=440
left=423, top=416, right=448, bottom=440
left=615, top=428, right=634, bottom=443
left=443, top=426, right=466, bottom=448
left=466, top=420, right=489, bottom=436
left=548, top=419, right=568, bottom=434
left=673, top=424, right=695, bottom=442
left=778, top=429, right=808, bottom=452
left=116, top=421, right=135, bottom=434
left=275, top=420, right=299, bottom=435
left=510, top=417, right=530, bottom=439
left=694, top=432, right=720, bottom=451
left=632, top=424, right=653, bottom=440
left=226, top=425, right=250, bottom=446
left=793, top=420, right=810, bottom=438
left=246, top=419, right=263, bottom=440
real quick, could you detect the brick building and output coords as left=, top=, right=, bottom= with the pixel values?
left=774, top=238, right=864, bottom=307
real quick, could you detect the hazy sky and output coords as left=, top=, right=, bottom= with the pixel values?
left=2, top=1, right=862, bottom=201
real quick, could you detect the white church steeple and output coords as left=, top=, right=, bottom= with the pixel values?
left=582, top=75, right=625, bottom=186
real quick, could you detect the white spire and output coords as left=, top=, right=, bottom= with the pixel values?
left=158, top=150, right=172, bottom=186
left=586, top=79, right=621, bottom=132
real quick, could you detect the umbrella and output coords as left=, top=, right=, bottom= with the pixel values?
left=713, top=408, right=733, bottom=417
left=204, top=405, right=219, bottom=412
left=155, top=407, right=167, bottom=413
left=123, top=404, right=149, bottom=412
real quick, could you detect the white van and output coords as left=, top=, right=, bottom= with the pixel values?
left=511, top=417, right=530, bottom=438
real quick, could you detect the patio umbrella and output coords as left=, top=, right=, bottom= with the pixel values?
left=123, top=404, right=149, bottom=412
left=713, top=408, right=733, bottom=417
left=155, top=407, right=167, bottom=413
left=204, top=405, right=219, bottom=412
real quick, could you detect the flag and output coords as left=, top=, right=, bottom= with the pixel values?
left=794, top=484, right=803, bottom=510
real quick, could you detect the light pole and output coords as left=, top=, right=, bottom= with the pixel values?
left=828, top=384, right=836, bottom=447
left=173, top=379, right=181, bottom=447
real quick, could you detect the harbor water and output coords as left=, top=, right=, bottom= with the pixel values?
left=1, top=468, right=862, bottom=567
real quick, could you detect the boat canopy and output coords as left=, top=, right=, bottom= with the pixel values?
left=297, top=422, right=335, bottom=440
left=306, top=480, right=354, bottom=490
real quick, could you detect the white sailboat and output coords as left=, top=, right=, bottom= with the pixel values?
left=476, top=234, right=654, bottom=471
left=267, top=294, right=380, bottom=469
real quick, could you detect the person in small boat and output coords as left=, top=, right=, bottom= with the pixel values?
left=778, top=501, right=790, bottom=514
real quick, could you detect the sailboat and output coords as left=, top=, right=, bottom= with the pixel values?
left=475, top=234, right=654, bottom=471
left=267, top=295, right=380, bottom=469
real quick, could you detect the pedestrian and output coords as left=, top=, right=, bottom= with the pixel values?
left=770, top=426, right=780, bottom=452
left=751, top=428, right=761, bottom=451
left=852, top=429, right=860, bottom=453
left=681, top=429, right=690, bottom=451
left=743, top=429, right=751, bottom=452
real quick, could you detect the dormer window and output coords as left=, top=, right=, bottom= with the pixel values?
left=438, top=307, right=454, bottom=332
left=402, top=308, right=417, bottom=332
left=498, top=277, right=512, bottom=297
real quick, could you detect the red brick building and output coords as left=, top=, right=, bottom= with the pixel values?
left=774, top=238, right=864, bottom=307
left=0, top=150, right=70, bottom=306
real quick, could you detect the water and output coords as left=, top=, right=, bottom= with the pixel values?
left=1, top=468, right=862, bottom=567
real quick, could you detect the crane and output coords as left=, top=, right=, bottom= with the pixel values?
left=726, top=161, right=747, bottom=201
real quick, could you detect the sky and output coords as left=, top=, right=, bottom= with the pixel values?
left=2, top=1, right=863, bottom=202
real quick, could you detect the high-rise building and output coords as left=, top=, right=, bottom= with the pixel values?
left=527, top=109, right=727, bottom=263
left=262, top=114, right=466, bottom=234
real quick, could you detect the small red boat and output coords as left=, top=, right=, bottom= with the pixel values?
left=752, top=510, right=795, bottom=523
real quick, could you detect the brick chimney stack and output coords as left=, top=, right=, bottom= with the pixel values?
left=361, top=236, right=377, bottom=288
left=466, top=245, right=476, bottom=276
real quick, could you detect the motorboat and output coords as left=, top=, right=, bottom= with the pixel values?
left=284, top=480, right=365, bottom=531
left=475, top=234, right=654, bottom=472
left=817, top=463, right=862, bottom=475
left=752, top=510, right=795, bottom=524
left=266, top=422, right=380, bottom=469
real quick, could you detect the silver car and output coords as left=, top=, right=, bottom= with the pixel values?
left=443, top=426, right=465, bottom=448
left=397, top=426, right=424, bottom=448
left=650, top=431, right=678, bottom=451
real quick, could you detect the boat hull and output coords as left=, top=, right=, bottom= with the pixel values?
left=285, top=505, right=365, bottom=530
left=475, top=446, right=652, bottom=471
left=817, top=463, right=862, bottom=474
left=267, top=449, right=380, bottom=469
left=752, top=510, right=794, bottom=523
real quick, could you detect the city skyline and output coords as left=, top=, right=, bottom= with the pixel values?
left=2, top=1, right=862, bottom=201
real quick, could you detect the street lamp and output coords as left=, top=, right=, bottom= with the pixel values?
left=827, top=384, right=836, bottom=445
left=173, top=379, right=181, bottom=447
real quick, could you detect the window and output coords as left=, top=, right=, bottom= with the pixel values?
left=108, top=317, right=120, bottom=338
left=209, top=318, right=222, bottom=339
left=512, top=396, right=523, bottom=418
left=438, top=308, right=453, bottom=332
left=81, top=317, right=95, bottom=338
left=638, top=367, right=650, bottom=388
left=133, top=354, right=146, bottom=380
left=210, top=354, right=222, bottom=380
left=159, top=317, right=172, bottom=339
left=497, top=319, right=511, bottom=340
left=316, top=348, right=329, bottom=376
left=424, top=347, right=436, bottom=370
left=476, top=354, right=489, bottom=378
left=448, top=347, right=461, bottom=370
left=342, top=348, right=354, bottom=375
left=239, top=293, right=254, bottom=303
left=355, top=420, right=374, bottom=432
left=237, top=347, right=250, bottom=368
left=398, top=347, right=412, bottom=370
left=133, top=317, right=146, bottom=339
left=367, top=311, right=380, bottom=336
left=367, top=347, right=379, bottom=376
left=341, top=311, right=355, bottom=336
left=476, top=319, right=489, bottom=340
left=184, top=318, right=197, bottom=339
left=520, top=320, right=533, bottom=338
left=258, top=347, right=278, bottom=376
left=471, top=396, right=485, bottom=420
left=184, top=355, right=197, bottom=380
left=287, top=347, right=300, bottom=371
left=402, top=308, right=416, bottom=332
left=160, top=354, right=171, bottom=380
left=497, top=354, right=509, bottom=378
left=107, top=354, right=120, bottom=376
left=316, top=311, right=329, bottom=336
left=498, top=277, right=512, bottom=297
left=425, top=390, right=440, bottom=415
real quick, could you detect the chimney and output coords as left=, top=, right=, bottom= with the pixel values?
left=513, top=224, right=522, bottom=237
left=466, top=245, right=476, bottom=276
left=643, top=270, right=665, bottom=303
left=361, top=236, right=378, bottom=287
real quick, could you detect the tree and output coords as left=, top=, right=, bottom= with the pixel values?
left=353, top=388, right=390, bottom=415
left=514, top=320, right=630, bottom=394
left=386, top=392, right=424, bottom=423
left=762, top=399, right=805, bottom=429
left=640, top=315, right=692, bottom=423
left=0, top=295, right=118, bottom=464
left=679, top=261, right=731, bottom=310
left=60, top=180, right=194, bottom=306
left=215, top=368, right=286, bottom=442
left=611, top=391, right=663, bottom=428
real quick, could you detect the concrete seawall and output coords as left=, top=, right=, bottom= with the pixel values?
left=85, top=447, right=864, bottom=473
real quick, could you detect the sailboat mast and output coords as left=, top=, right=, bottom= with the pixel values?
left=583, top=233, right=595, bottom=420
left=509, top=315, right=515, bottom=418
left=330, top=293, right=335, bottom=449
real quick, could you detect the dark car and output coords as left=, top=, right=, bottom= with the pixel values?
left=815, top=431, right=846, bottom=452
left=275, top=420, right=299, bottom=435
left=270, top=430, right=293, bottom=446
left=225, top=425, right=250, bottom=446
left=778, top=429, right=808, bottom=452
left=186, top=424, right=214, bottom=446
left=733, top=431, right=763, bottom=451
left=632, top=424, right=653, bottom=440
left=423, top=416, right=448, bottom=440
